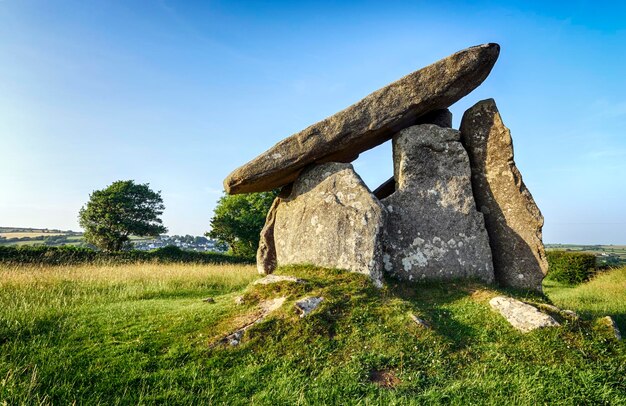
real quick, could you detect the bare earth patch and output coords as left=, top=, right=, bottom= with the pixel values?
left=369, top=369, right=401, bottom=389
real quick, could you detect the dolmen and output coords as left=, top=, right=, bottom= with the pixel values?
left=224, top=43, right=549, bottom=292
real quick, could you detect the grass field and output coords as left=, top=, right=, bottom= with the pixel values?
left=544, top=267, right=626, bottom=331
left=0, top=263, right=624, bottom=404
left=0, top=232, right=66, bottom=239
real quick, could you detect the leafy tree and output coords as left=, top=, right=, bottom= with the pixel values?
left=207, top=190, right=278, bottom=258
left=78, top=180, right=167, bottom=251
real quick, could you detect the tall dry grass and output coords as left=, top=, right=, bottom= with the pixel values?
left=0, top=263, right=258, bottom=316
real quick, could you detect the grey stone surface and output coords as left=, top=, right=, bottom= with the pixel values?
left=409, top=314, right=431, bottom=329
left=373, top=109, right=453, bottom=201
left=382, top=124, right=494, bottom=283
left=256, top=197, right=281, bottom=275
left=460, top=98, right=548, bottom=292
left=273, top=162, right=386, bottom=287
left=489, top=296, right=559, bottom=332
left=224, top=44, right=500, bottom=194
left=252, top=274, right=304, bottom=285
left=295, top=297, right=324, bottom=318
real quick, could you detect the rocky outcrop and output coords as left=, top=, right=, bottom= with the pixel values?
left=382, top=124, right=494, bottom=283
left=489, top=296, right=559, bottom=332
left=224, top=44, right=500, bottom=194
left=273, top=163, right=386, bottom=287
left=460, top=99, right=547, bottom=291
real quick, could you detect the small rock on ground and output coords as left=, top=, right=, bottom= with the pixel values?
left=295, top=297, right=324, bottom=318
left=598, top=316, right=622, bottom=340
left=409, top=314, right=431, bottom=329
left=489, top=296, right=559, bottom=333
left=252, top=274, right=304, bottom=285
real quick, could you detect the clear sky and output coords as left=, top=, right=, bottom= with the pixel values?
left=1, top=0, right=625, bottom=244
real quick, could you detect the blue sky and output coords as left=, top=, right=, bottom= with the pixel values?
left=1, top=1, right=625, bottom=243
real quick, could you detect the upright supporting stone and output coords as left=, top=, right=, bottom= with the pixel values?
left=256, top=197, right=281, bottom=274
left=273, top=163, right=386, bottom=287
left=373, top=108, right=453, bottom=201
left=460, top=99, right=547, bottom=291
left=382, top=124, right=494, bottom=283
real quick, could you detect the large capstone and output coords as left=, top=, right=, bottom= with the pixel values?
left=224, top=44, right=500, bottom=194
left=382, top=124, right=494, bottom=283
left=460, top=99, right=547, bottom=291
left=273, top=162, right=386, bottom=287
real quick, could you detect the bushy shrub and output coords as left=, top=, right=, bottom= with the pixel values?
left=546, top=250, right=597, bottom=284
left=0, top=245, right=252, bottom=266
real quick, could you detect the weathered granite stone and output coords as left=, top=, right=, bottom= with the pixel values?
left=489, top=296, right=559, bottom=332
left=382, top=125, right=494, bottom=283
left=256, top=197, right=281, bottom=274
left=252, top=274, right=304, bottom=285
left=273, top=162, right=386, bottom=287
left=295, top=297, right=324, bottom=318
left=224, top=44, right=500, bottom=194
left=409, top=314, right=431, bottom=329
left=373, top=109, right=453, bottom=201
left=460, top=99, right=547, bottom=291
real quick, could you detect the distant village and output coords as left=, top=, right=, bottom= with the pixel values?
left=132, top=235, right=226, bottom=252
left=0, top=227, right=227, bottom=253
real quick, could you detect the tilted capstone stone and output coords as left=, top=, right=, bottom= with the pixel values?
left=224, top=44, right=500, bottom=194
left=460, top=99, right=547, bottom=291
left=382, top=124, right=494, bottom=283
left=268, top=162, right=386, bottom=287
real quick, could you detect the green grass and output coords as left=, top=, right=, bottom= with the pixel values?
left=0, top=263, right=624, bottom=405
left=544, top=266, right=626, bottom=332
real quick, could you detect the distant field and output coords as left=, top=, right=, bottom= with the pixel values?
left=0, top=232, right=66, bottom=239
left=546, top=244, right=626, bottom=266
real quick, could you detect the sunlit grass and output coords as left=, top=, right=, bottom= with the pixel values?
left=0, top=263, right=624, bottom=404
left=544, top=266, right=626, bottom=331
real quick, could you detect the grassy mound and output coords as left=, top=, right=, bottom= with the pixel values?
left=0, top=263, right=624, bottom=404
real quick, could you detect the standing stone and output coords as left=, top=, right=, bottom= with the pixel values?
left=256, top=197, right=281, bottom=274
left=273, top=162, right=386, bottom=287
left=382, top=124, right=494, bottom=283
left=373, top=109, right=453, bottom=200
left=224, top=44, right=500, bottom=194
left=460, top=99, right=547, bottom=291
